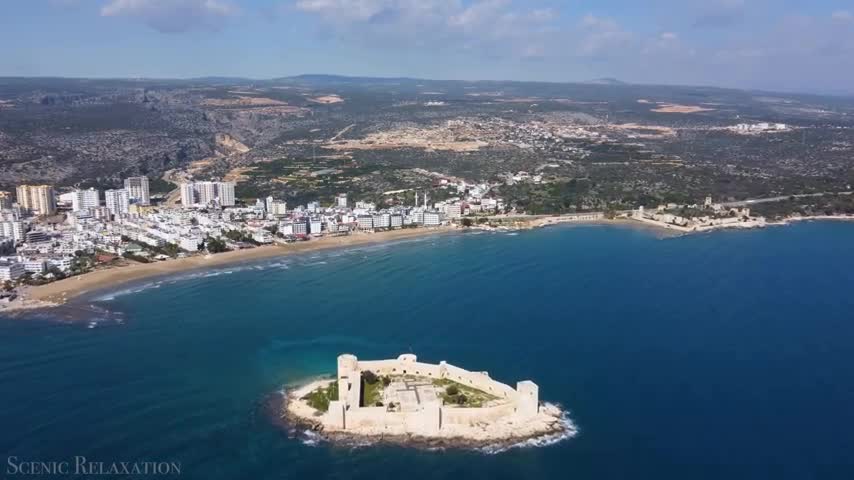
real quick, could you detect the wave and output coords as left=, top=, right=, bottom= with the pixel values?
left=479, top=406, right=578, bottom=455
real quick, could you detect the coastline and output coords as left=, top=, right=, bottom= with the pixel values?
left=6, top=215, right=851, bottom=315
left=8, top=226, right=455, bottom=312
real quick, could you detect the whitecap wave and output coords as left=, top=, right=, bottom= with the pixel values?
left=478, top=406, right=578, bottom=454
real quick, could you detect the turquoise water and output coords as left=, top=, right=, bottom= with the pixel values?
left=2, top=223, right=854, bottom=479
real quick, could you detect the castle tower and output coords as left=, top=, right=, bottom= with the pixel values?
left=516, top=380, right=539, bottom=418
left=337, top=354, right=361, bottom=409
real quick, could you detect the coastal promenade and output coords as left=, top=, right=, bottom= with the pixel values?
left=15, top=227, right=453, bottom=309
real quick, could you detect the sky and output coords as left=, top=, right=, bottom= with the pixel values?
left=2, top=0, right=854, bottom=93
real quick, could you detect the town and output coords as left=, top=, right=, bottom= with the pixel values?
left=0, top=176, right=508, bottom=302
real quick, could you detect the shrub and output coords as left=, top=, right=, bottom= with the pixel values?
left=456, top=394, right=467, bottom=405
left=446, top=385, right=459, bottom=396
left=362, top=370, right=378, bottom=385
left=382, top=376, right=391, bottom=387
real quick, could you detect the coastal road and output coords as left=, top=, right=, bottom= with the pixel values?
left=722, top=191, right=853, bottom=207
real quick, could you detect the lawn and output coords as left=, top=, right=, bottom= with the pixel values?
left=301, top=381, right=339, bottom=412
left=433, top=378, right=500, bottom=408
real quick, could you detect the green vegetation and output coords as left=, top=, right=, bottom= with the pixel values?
left=301, top=381, right=339, bottom=412
left=361, top=370, right=384, bottom=407
left=204, top=237, right=229, bottom=253
left=433, top=378, right=500, bottom=408
left=148, top=177, right=176, bottom=194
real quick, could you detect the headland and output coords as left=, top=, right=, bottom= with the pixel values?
left=282, top=353, right=574, bottom=450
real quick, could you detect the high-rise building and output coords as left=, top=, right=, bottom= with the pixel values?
left=180, top=183, right=196, bottom=207
left=0, top=220, right=25, bottom=242
left=16, top=185, right=56, bottom=216
left=196, top=182, right=218, bottom=205
left=71, top=188, right=101, bottom=212
left=124, top=176, right=150, bottom=205
left=0, top=191, right=11, bottom=210
left=180, top=182, right=236, bottom=207
left=337, top=194, right=348, bottom=208
left=104, top=189, right=130, bottom=217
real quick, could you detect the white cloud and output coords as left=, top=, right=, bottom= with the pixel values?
left=577, top=14, right=632, bottom=58
left=101, top=0, right=240, bottom=33
left=292, top=0, right=556, bottom=59
left=832, top=10, right=853, bottom=23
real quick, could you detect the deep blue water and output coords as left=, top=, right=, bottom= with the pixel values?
left=2, top=222, right=854, bottom=479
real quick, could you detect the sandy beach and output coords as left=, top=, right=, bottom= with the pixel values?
left=14, top=226, right=455, bottom=309
left=2, top=216, right=720, bottom=314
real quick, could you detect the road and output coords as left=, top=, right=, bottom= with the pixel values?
left=722, top=191, right=853, bottom=207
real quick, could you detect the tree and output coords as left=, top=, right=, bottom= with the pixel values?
left=461, top=218, right=474, bottom=227
left=362, top=370, right=378, bottom=385
left=206, top=237, right=229, bottom=253
left=446, top=385, right=459, bottom=396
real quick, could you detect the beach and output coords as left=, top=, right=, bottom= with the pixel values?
left=13, top=226, right=455, bottom=310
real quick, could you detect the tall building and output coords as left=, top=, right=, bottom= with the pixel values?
left=337, top=194, right=348, bottom=208
left=0, top=191, right=11, bottom=210
left=196, top=182, right=218, bottom=205
left=104, top=189, right=130, bottom=217
left=0, top=220, right=25, bottom=242
left=180, top=182, right=236, bottom=207
left=124, top=176, right=150, bottom=205
left=71, top=188, right=101, bottom=212
left=180, top=183, right=196, bottom=207
left=16, top=185, right=56, bottom=216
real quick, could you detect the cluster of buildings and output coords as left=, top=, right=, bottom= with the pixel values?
left=0, top=176, right=506, bottom=289
left=180, top=181, right=235, bottom=208
left=730, top=122, right=789, bottom=134
left=632, top=197, right=766, bottom=232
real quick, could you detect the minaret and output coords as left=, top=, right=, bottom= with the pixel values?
left=424, top=192, right=429, bottom=208
left=414, top=191, right=418, bottom=208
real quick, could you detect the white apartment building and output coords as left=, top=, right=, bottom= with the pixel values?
left=337, top=194, right=348, bottom=208
left=71, top=188, right=101, bottom=212
left=423, top=212, right=441, bottom=226
left=22, top=258, right=46, bottom=274
left=180, top=182, right=236, bottom=207
left=0, top=261, right=25, bottom=281
left=0, top=221, right=25, bottom=242
left=105, top=189, right=130, bottom=217
left=373, top=213, right=391, bottom=229
left=390, top=214, right=403, bottom=229
left=16, top=185, right=56, bottom=216
left=179, top=236, right=203, bottom=252
left=125, top=177, right=151, bottom=205
left=279, top=223, right=294, bottom=236
left=268, top=200, right=288, bottom=216
left=446, top=203, right=462, bottom=219
left=292, top=221, right=308, bottom=235
left=309, top=219, right=323, bottom=235
left=357, top=215, right=374, bottom=230
left=123, top=177, right=150, bottom=205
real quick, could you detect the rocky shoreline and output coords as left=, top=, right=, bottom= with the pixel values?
left=271, top=385, right=576, bottom=453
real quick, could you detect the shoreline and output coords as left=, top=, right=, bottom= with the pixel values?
left=4, top=215, right=852, bottom=316
left=276, top=379, right=575, bottom=453
left=8, top=227, right=456, bottom=312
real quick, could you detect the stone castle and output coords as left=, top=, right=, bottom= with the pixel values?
left=325, top=353, right=540, bottom=435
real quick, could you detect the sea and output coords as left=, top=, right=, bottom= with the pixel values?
left=1, top=222, right=853, bottom=480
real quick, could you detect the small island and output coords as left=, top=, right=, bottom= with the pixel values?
left=283, top=353, right=573, bottom=450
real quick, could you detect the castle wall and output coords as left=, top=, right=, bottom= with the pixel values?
left=328, top=353, right=541, bottom=434
left=440, top=362, right=519, bottom=400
